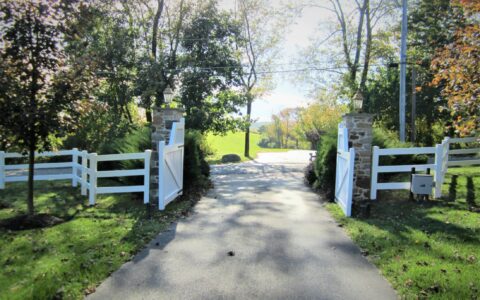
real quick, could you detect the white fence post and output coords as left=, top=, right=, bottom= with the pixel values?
left=72, top=148, right=78, bottom=187
left=434, top=144, right=443, bottom=199
left=370, top=146, right=379, bottom=200
left=89, top=153, right=97, bottom=205
left=0, top=151, right=5, bottom=189
left=158, top=141, right=165, bottom=210
left=143, top=150, right=152, bottom=204
left=81, top=150, right=88, bottom=196
left=442, top=138, right=450, bottom=177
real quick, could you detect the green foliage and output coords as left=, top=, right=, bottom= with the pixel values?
left=184, top=130, right=211, bottom=185
left=100, top=126, right=151, bottom=185
left=62, top=102, right=132, bottom=153
left=65, top=2, right=139, bottom=122
left=180, top=1, right=246, bottom=134
left=373, top=125, right=428, bottom=166
left=0, top=0, right=84, bottom=153
left=311, top=130, right=338, bottom=200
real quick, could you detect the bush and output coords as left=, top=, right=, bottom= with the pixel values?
left=311, top=130, right=338, bottom=201
left=184, top=130, right=210, bottom=186
left=373, top=125, right=428, bottom=165
left=62, top=102, right=133, bottom=153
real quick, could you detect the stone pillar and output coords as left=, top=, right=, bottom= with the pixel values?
left=342, top=113, right=374, bottom=214
left=150, top=107, right=185, bottom=202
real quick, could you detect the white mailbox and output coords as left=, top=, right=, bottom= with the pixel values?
left=411, top=174, right=434, bottom=195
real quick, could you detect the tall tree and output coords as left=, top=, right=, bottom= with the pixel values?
left=0, top=0, right=86, bottom=215
left=431, top=0, right=479, bottom=136
left=234, top=0, right=285, bottom=157
left=179, top=0, right=246, bottom=133
left=298, top=0, right=396, bottom=97
left=137, top=0, right=187, bottom=122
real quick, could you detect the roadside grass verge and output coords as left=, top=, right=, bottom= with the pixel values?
left=0, top=180, right=199, bottom=300
left=326, top=166, right=480, bottom=299
left=206, top=131, right=288, bottom=164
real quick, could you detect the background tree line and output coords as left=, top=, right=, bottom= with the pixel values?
left=299, top=0, right=478, bottom=144
left=299, top=0, right=479, bottom=197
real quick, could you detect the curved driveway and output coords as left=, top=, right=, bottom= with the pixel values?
left=89, top=151, right=396, bottom=300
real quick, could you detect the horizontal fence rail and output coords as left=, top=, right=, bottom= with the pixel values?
left=443, top=136, right=480, bottom=167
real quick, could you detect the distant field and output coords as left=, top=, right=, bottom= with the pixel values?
left=206, top=131, right=288, bottom=164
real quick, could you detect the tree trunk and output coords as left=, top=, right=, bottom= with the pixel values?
left=27, top=134, right=35, bottom=215
left=359, top=0, right=372, bottom=91
left=152, top=0, right=164, bottom=61
left=146, top=108, right=153, bottom=123
left=244, top=98, right=253, bottom=157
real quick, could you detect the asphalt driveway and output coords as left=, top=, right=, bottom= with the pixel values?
left=88, top=151, right=396, bottom=300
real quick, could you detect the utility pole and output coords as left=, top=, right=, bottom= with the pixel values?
left=411, top=67, right=416, bottom=143
left=399, top=0, right=408, bottom=142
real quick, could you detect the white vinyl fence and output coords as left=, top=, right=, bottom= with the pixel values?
left=334, top=122, right=355, bottom=217
left=443, top=136, right=480, bottom=167
left=0, top=149, right=82, bottom=189
left=85, top=151, right=152, bottom=205
left=371, top=138, right=449, bottom=200
left=0, top=118, right=186, bottom=210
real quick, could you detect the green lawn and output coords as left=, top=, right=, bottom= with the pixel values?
left=327, top=166, right=480, bottom=299
left=0, top=180, right=197, bottom=300
left=206, top=131, right=288, bottom=164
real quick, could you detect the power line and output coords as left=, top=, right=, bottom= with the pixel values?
left=166, top=64, right=385, bottom=74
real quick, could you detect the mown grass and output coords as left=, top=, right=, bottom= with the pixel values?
left=0, top=180, right=196, bottom=300
left=326, top=166, right=480, bottom=299
left=206, top=131, right=288, bottom=164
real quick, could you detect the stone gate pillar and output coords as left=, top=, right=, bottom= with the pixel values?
left=150, top=107, right=185, bottom=202
left=342, top=113, right=374, bottom=215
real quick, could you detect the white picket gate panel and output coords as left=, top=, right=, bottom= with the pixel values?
left=158, top=118, right=185, bottom=210
left=335, top=122, right=355, bottom=217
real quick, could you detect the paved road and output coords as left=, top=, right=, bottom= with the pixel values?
left=89, top=151, right=396, bottom=300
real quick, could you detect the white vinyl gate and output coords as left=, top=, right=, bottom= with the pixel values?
left=334, top=122, right=355, bottom=217
left=158, top=118, right=185, bottom=210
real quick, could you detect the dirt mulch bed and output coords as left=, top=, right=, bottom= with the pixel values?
left=0, top=213, right=65, bottom=230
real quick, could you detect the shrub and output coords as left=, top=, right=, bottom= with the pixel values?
left=62, top=102, right=133, bottom=153
left=373, top=125, right=428, bottom=165
left=311, top=129, right=338, bottom=201
left=184, top=130, right=210, bottom=186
